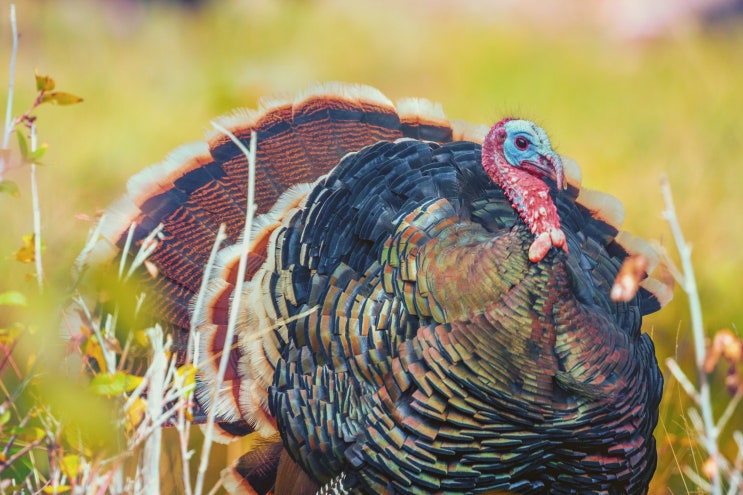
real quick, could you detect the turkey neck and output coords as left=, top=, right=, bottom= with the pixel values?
left=481, top=126, right=562, bottom=241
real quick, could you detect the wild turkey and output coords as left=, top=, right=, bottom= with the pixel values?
left=70, top=83, right=672, bottom=494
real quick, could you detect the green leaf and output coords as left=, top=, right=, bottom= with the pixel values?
left=27, top=143, right=48, bottom=162
left=12, top=425, right=45, bottom=442
left=89, top=372, right=127, bottom=397
left=16, top=129, right=28, bottom=159
left=0, top=180, right=20, bottom=197
left=0, top=409, right=10, bottom=426
left=0, top=291, right=27, bottom=307
left=35, top=70, right=55, bottom=92
left=40, top=91, right=84, bottom=106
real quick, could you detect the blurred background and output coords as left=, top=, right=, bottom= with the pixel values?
left=1, top=0, right=742, bottom=492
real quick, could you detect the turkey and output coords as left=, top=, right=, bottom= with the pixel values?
left=69, top=83, right=672, bottom=495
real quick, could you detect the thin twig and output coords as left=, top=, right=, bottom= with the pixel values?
left=661, top=174, right=721, bottom=494
left=666, top=357, right=700, bottom=403
left=141, top=326, right=167, bottom=495
left=1, top=4, right=18, bottom=178
left=188, top=222, right=227, bottom=367
left=717, top=391, right=743, bottom=439
left=29, top=124, right=43, bottom=291
left=194, top=127, right=257, bottom=495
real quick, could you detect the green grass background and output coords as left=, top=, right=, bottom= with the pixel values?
left=1, top=0, right=742, bottom=492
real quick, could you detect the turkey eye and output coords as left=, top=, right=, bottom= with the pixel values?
left=514, top=137, right=529, bottom=150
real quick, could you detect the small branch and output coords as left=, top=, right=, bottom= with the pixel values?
left=684, top=465, right=713, bottom=493
left=141, top=326, right=166, bottom=495
left=125, top=223, right=164, bottom=281
left=1, top=4, right=18, bottom=178
left=661, top=174, right=721, bottom=494
left=717, top=391, right=743, bottom=438
left=29, top=124, right=43, bottom=291
left=666, top=357, right=700, bottom=403
left=188, top=223, right=227, bottom=367
left=194, top=127, right=257, bottom=495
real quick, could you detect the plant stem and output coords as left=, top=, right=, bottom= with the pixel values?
left=661, top=175, right=721, bottom=495
left=29, top=124, right=43, bottom=291
left=193, top=128, right=257, bottom=495
left=1, top=4, right=17, bottom=173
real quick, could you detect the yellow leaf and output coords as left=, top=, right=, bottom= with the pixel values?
left=177, top=363, right=197, bottom=396
left=61, top=454, right=81, bottom=480
left=43, top=486, right=71, bottom=494
left=40, top=91, right=84, bottom=106
left=133, top=329, right=149, bottom=348
left=123, top=373, right=143, bottom=393
left=26, top=353, right=37, bottom=374
left=125, top=397, right=147, bottom=432
left=14, top=234, right=40, bottom=263
left=84, top=337, right=107, bottom=374
left=35, top=70, right=56, bottom=92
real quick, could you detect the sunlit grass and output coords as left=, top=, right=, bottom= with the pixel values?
left=1, top=0, right=743, bottom=492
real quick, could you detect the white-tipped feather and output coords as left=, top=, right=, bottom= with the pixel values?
left=194, top=373, right=242, bottom=423
left=575, top=187, right=626, bottom=231
left=206, top=107, right=265, bottom=142
left=191, top=182, right=316, bottom=430
left=562, top=156, right=583, bottom=190
left=615, top=231, right=661, bottom=274
left=640, top=276, right=675, bottom=309
left=396, top=97, right=447, bottom=123
left=126, top=142, right=211, bottom=204
left=220, top=465, right=260, bottom=495
left=295, top=82, right=394, bottom=109
left=239, top=380, right=278, bottom=437
left=450, top=119, right=488, bottom=143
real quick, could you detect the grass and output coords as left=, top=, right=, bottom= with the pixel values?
left=1, top=0, right=743, bottom=493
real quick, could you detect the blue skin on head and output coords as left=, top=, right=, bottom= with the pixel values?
left=501, top=120, right=563, bottom=190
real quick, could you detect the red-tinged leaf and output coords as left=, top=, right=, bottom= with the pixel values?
left=12, top=425, right=45, bottom=442
left=35, top=70, right=55, bottom=92
left=0, top=323, right=24, bottom=345
left=74, top=213, right=95, bottom=222
left=0, top=291, right=27, bottom=307
left=0, top=180, right=19, bottom=197
left=40, top=91, right=84, bottom=106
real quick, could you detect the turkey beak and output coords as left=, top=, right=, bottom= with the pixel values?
left=541, top=152, right=565, bottom=191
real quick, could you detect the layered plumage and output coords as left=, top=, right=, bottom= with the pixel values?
left=70, top=83, right=672, bottom=495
